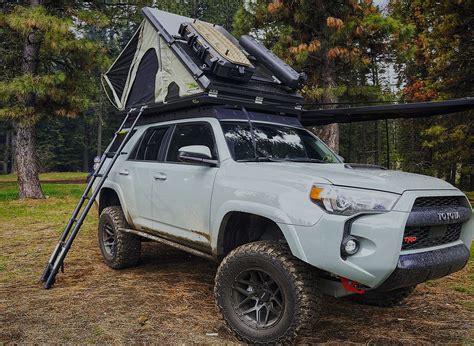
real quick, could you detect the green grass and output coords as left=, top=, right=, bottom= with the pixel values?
left=0, top=185, right=88, bottom=227
left=0, top=182, right=85, bottom=201
left=0, top=171, right=87, bottom=182
left=0, top=172, right=87, bottom=201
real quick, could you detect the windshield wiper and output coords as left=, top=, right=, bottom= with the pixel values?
left=237, top=156, right=284, bottom=162
left=286, top=158, right=328, bottom=163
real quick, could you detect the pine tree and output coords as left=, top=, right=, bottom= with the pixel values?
left=233, top=0, right=409, bottom=152
left=390, top=0, right=473, bottom=188
left=0, top=1, right=109, bottom=198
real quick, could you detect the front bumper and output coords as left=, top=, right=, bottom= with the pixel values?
left=376, top=244, right=470, bottom=291
left=283, top=190, right=473, bottom=289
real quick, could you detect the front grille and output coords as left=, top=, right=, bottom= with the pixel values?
left=402, top=223, right=462, bottom=250
left=413, top=196, right=462, bottom=209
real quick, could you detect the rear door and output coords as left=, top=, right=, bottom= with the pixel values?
left=118, top=125, right=171, bottom=230
left=151, top=121, right=219, bottom=250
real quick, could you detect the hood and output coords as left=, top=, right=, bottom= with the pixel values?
left=247, top=162, right=456, bottom=194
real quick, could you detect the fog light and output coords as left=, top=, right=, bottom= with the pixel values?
left=342, top=237, right=359, bottom=256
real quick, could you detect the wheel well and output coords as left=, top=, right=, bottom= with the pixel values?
left=99, top=188, right=121, bottom=215
left=218, top=212, right=285, bottom=258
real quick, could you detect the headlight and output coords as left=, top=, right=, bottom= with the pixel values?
left=310, top=184, right=399, bottom=216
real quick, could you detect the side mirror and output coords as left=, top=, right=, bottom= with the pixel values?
left=178, top=145, right=218, bottom=166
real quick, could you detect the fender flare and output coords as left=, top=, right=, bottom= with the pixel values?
left=98, top=182, right=133, bottom=225
left=211, top=201, right=307, bottom=261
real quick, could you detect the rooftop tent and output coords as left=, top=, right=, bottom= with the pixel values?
left=102, top=12, right=205, bottom=110
left=102, top=8, right=305, bottom=111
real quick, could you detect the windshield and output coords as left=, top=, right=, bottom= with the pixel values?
left=221, top=121, right=340, bottom=163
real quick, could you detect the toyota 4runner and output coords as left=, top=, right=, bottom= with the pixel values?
left=95, top=106, right=473, bottom=343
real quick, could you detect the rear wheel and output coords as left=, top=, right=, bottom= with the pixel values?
left=215, top=241, right=320, bottom=344
left=98, top=206, right=141, bottom=269
left=349, top=285, right=416, bottom=307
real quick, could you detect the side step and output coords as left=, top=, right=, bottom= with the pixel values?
left=120, top=228, right=215, bottom=261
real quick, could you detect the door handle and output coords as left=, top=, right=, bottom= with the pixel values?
left=153, top=172, right=167, bottom=181
left=119, top=170, right=129, bottom=176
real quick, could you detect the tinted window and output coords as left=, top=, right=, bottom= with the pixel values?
left=221, top=122, right=339, bottom=162
left=166, top=123, right=217, bottom=162
left=132, top=127, right=168, bottom=161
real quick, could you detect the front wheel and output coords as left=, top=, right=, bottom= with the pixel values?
left=214, top=241, right=320, bottom=344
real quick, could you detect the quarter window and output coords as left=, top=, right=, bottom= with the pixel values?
left=166, top=123, right=217, bottom=162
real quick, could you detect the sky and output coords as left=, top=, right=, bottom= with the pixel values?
left=374, top=0, right=389, bottom=8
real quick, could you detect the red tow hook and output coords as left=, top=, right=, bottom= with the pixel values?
left=341, top=277, right=366, bottom=294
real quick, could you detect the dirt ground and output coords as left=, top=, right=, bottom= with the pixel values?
left=1, top=195, right=473, bottom=344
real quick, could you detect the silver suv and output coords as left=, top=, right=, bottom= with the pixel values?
left=95, top=107, right=473, bottom=343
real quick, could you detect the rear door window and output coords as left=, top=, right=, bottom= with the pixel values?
left=130, top=127, right=169, bottom=161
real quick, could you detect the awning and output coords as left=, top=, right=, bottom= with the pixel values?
left=301, top=98, right=474, bottom=125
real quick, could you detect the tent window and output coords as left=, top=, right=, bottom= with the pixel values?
left=126, top=48, right=159, bottom=108
left=165, top=82, right=180, bottom=102
left=105, top=27, right=140, bottom=101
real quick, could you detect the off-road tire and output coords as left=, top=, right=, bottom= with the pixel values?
left=349, top=285, right=416, bottom=307
left=98, top=206, right=141, bottom=269
left=214, top=241, right=320, bottom=344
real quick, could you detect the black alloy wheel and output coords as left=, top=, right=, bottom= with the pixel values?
left=98, top=206, right=141, bottom=269
left=101, top=219, right=116, bottom=257
left=231, top=269, right=285, bottom=330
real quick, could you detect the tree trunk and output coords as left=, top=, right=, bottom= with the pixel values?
left=347, top=123, right=352, bottom=163
left=375, top=121, right=380, bottom=165
left=83, top=121, right=89, bottom=172
left=14, top=122, right=43, bottom=198
left=311, top=54, right=339, bottom=153
left=3, top=131, right=11, bottom=174
left=14, top=0, right=44, bottom=199
left=97, top=111, right=103, bottom=157
left=361, top=123, right=367, bottom=164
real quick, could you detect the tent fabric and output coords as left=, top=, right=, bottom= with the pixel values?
left=103, top=19, right=204, bottom=110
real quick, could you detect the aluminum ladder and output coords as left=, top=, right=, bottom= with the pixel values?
left=40, top=105, right=147, bottom=289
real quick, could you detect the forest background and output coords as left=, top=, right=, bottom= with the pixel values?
left=0, top=0, right=472, bottom=198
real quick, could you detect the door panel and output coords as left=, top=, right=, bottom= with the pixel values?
left=118, top=126, right=170, bottom=230
left=152, top=163, right=218, bottom=246
left=151, top=122, right=218, bottom=248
